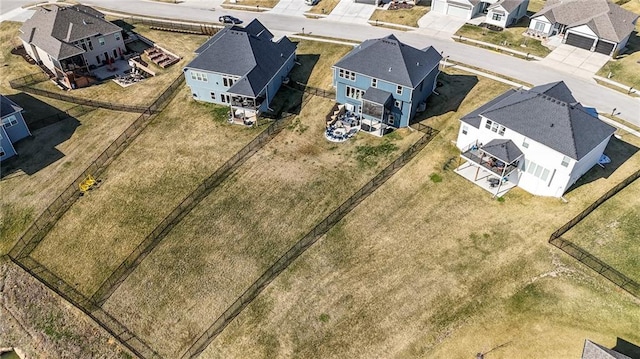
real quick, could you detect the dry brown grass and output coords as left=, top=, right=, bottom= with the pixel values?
left=222, top=0, right=280, bottom=8
left=291, top=40, right=353, bottom=90
left=369, top=4, right=430, bottom=28
left=527, top=0, right=546, bottom=13
left=102, top=95, right=422, bottom=358
left=307, top=0, right=341, bottom=15
left=29, top=87, right=263, bottom=297
left=0, top=21, right=42, bottom=94
left=194, top=70, right=640, bottom=358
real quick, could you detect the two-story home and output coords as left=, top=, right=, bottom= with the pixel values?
left=455, top=81, right=616, bottom=198
left=183, top=19, right=297, bottom=124
left=1, top=95, right=31, bottom=161
left=332, top=35, right=442, bottom=136
left=431, top=0, right=529, bottom=27
left=19, top=5, right=125, bottom=89
left=527, top=0, right=638, bottom=56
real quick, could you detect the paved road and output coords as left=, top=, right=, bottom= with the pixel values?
left=4, top=0, right=639, bottom=125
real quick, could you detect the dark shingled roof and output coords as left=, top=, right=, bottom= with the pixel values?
left=582, top=340, right=631, bottom=359
left=532, top=0, right=638, bottom=43
left=0, top=95, right=23, bottom=118
left=362, top=87, right=393, bottom=105
left=19, top=5, right=122, bottom=60
left=333, top=34, right=442, bottom=88
left=481, top=139, right=523, bottom=163
left=487, top=0, right=527, bottom=13
left=461, top=81, right=616, bottom=161
left=186, top=19, right=297, bottom=97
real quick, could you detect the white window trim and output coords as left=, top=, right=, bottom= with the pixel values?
left=371, top=78, right=377, bottom=88
left=396, top=85, right=403, bottom=95
left=345, top=85, right=363, bottom=100
left=190, top=70, right=208, bottom=82
left=561, top=156, right=570, bottom=167
left=2, top=115, right=18, bottom=128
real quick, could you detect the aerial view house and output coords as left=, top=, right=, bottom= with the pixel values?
left=431, top=0, right=529, bottom=27
left=19, top=5, right=126, bottom=89
left=1, top=95, right=31, bottom=161
left=183, top=19, right=297, bottom=124
left=332, top=34, right=441, bottom=136
left=527, top=0, right=638, bottom=56
left=455, top=81, right=616, bottom=198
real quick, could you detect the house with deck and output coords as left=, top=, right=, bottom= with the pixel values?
left=431, top=0, right=529, bottom=27
left=19, top=5, right=126, bottom=89
left=527, top=0, right=638, bottom=56
left=183, top=19, right=297, bottom=124
left=332, top=34, right=442, bottom=136
left=455, top=81, right=616, bottom=198
left=1, top=95, right=31, bottom=161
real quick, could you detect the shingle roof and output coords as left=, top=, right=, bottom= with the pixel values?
left=186, top=19, right=297, bottom=97
left=532, top=0, right=638, bottom=42
left=362, top=87, right=393, bottom=105
left=19, top=5, right=122, bottom=60
left=461, top=81, right=616, bottom=160
left=488, top=0, right=526, bottom=13
left=333, top=34, right=442, bottom=88
left=582, top=340, right=631, bottom=359
left=481, top=139, right=523, bottom=163
left=0, top=95, right=23, bottom=118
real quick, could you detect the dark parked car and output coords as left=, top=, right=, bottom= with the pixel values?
left=219, top=15, right=243, bottom=24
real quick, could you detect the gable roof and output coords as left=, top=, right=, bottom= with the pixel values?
left=532, top=0, right=638, bottom=42
left=582, top=340, right=631, bottom=359
left=0, top=95, right=23, bottom=118
left=333, top=34, right=442, bottom=88
left=461, top=81, right=616, bottom=161
left=19, top=5, right=122, bottom=60
left=186, top=19, right=297, bottom=97
left=488, top=0, right=526, bottom=13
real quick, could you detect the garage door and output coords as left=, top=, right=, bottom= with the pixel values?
left=446, top=4, right=470, bottom=18
left=565, top=32, right=595, bottom=50
left=594, top=40, right=615, bottom=55
left=432, top=0, right=446, bottom=13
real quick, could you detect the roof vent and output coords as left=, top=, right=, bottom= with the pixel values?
left=388, top=67, right=392, bottom=72
left=82, top=19, right=87, bottom=25
left=416, top=61, right=420, bottom=66
left=550, top=123, right=554, bottom=128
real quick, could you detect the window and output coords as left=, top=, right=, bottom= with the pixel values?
left=190, top=71, right=208, bottom=82
left=498, top=126, right=505, bottom=136
left=98, top=37, right=105, bottom=46
left=491, top=121, right=499, bottom=132
left=210, top=92, right=216, bottom=100
left=492, top=13, right=503, bottom=21
left=561, top=156, right=571, bottom=167
left=338, top=69, right=355, bottom=81
left=115, top=33, right=121, bottom=41
left=87, top=39, right=93, bottom=51
left=541, top=168, right=550, bottom=181
left=522, top=137, right=530, bottom=148
left=486, top=119, right=505, bottom=135
left=2, top=115, right=18, bottom=128
left=345, top=85, right=363, bottom=100
left=0, top=147, right=4, bottom=157
left=223, top=77, right=235, bottom=87
left=371, top=78, right=377, bottom=88
left=462, top=125, right=468, bottom=135
left=388, top=114, right=395, bottom=125
left=96, top=55, right=100, bottom=64
left=523, top=159, right=551, bottom=182
left=485, top=119, right=493, bottom=130
left=221, top=94, right=230, bottom=103
left=396, top=85, right=403, bottom=95
left=395, top=100, right=401, bottom=109
left=534, top=21, right=545, bottom=32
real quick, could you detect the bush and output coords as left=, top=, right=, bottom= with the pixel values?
left=429, top=173, right=443, bottom=183
left=355, top=140, right=398, bottom=167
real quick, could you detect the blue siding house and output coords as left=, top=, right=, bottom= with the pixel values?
left=1, top=95, right=31, bottom=161
left=183, top=19, right=297, bottom=123
left=332, top=35, right=442, bottom=135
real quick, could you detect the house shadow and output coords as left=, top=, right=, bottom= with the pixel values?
left=619, top=30, right=639, bottom=56
left=411, top=72, right=479, bottom=124
left=111, top=19, right=136, bottom=32
left=613, top=337, right=640, bottom=359
left=564, top=135, right=639, bottom=194
left=1, top=95, right=81, bottom=178
left=268, top=53, right=320, bottom=117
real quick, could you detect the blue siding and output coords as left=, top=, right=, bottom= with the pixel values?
left=3, top=111, right=31, bottom=143
left=0, top=126, right=17, bottom=161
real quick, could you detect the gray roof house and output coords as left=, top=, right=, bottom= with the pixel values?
left=183, top=19, right=297, bottom=123
left=527, top=0, right=638, bottom=56
left=455, top=81, right=616, bottom=197
left=431, top=0, right=529, bottom=27
left=582, top=340, right=632, bottom=359
left=19, top=5, right=126, bottom=89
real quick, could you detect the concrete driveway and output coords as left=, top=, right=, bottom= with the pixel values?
left=270, top=0, right=313, bottom=16
left=541, top=44, right=611, bottom=78
left=416, top=11, right=466, bottom=39
left=325, top=0, right=376, bottom=24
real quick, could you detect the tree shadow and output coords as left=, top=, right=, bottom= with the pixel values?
left=565, top=135, right=639, bottom=194
left=411, top=72, right=479, bottom=124
left=613, top=337, right=640, bottom=359
left=267, top=53, right=320, bottom=117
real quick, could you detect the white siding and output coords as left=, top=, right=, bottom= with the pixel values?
left=567, top=24, right=598, bottom=38
left=528, top=16, right=553, bottom=36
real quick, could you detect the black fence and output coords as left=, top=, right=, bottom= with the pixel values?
left=90, top=113, right=296, bottom=306
left=549, top=168, right=640, bottom=299
left=9, top=75, right=185, bottom=262
left=286, top=81, right=335, bottom=99
left=124, top=16, right=223, bottom=36
left=9, top=72, right=50, bottom=88
left=180, top=125, right=440, bottom=359
left=28, top=104, right=96, bottom=131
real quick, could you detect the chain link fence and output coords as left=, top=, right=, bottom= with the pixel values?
left=285, top=81, right=335, bottom=99
left=549, top=168, right=640, bottom=298
left=180, top=125, right=439, bottom=359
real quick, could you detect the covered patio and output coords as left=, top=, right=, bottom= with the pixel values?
left=360, top=87, right=394, bottom=137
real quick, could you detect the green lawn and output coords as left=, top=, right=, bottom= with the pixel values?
left=369, top=3, right=430, bottom=28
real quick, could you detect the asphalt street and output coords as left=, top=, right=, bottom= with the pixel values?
left=3, top=0, right=639, bottom=125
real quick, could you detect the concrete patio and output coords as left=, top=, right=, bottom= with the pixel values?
left=454, top=161, right=518, bottom=197
left=92, top=59, right=132, bottom=80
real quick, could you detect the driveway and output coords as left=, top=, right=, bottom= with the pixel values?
left=541, top=44, right=611, bottom=78
left=270, top=0, right=313, bottom=16
left=416, top=11, right=466, bottom=39
left=325, top=0, right=376, bottom=24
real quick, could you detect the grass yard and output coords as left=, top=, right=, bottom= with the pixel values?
left=562, top=179, right=640, bottom=283
left=290, top=40, right=353, bottom=90
left=306, top=0, right=340, bottom=15
left=26, top=23, right=206, bottom=108
left=369, top=4, right=430, bottom=28
left=195, top=69, right=640, bottom=358
left=527, top=0, right=546, bottom=13
left=222, top=0, right=280, bottom=8
left=29, top=87, right=264, bottom=297
left=0, top=108, right=141, bottom=255
left=596, top=1, right=640, bottom=89
left=455, top=19, right=551, bottom=58
left=0, top=21, right=42, bottom=94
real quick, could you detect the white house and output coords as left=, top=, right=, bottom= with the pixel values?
left=455, top=81, right=616, bottom=198
left=431, top=0, right=529, bottom=27
left=19, top=5, right=125, bottom=89
left=527, top=0, right=638, bottom=56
